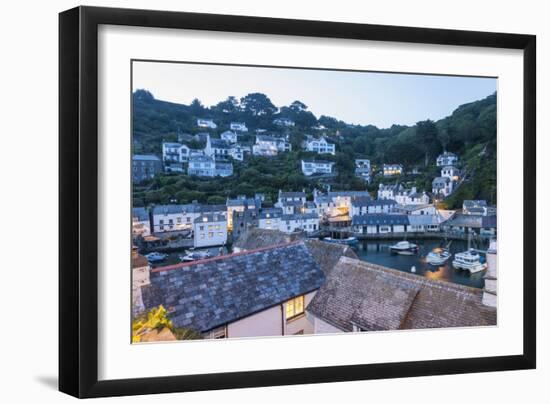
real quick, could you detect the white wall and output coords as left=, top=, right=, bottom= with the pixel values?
left=1, top=1, right=548, bottom=404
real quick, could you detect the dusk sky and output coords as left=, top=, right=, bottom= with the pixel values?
left=133, top=61, right=497, bottom=128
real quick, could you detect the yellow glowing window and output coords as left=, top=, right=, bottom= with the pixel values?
left=285, top=295, right=305, bottom=320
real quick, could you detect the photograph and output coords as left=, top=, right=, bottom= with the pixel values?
left=130, top=60, right=498, bottom=343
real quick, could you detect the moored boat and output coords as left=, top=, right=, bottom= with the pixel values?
left=452, top=248, right=487, bottom=273
left=145, top=252, right=168, bottom=262
left=389, top=240, right=419, bottom=255
left=323, top=236, right=358, bottom=245
left=179, top=250, right=213, bottom=262
left=426, top=248, right=451, bottom=265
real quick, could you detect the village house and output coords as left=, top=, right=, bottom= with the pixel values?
left=432, top=176, right=453, bottom=197
left=407, top=215, right=441, bottom=233
left=132, top=207, right=151, bottom=237
left=307, top=256, right=496, bottom=334
left=377, top=183, right=404, bottom=200
left=394, top=187, right=430, bottom=206
left=193, top=213, right=228, bottom=248
left=351, top=197, right=397, bottom=216
left=226, top=195, right=262, bottom=231
left=273, top=117, right=295, bottom=127
left=252, top=135, right=279, bottom=156
left=436, top=151, right=459, bottom=167
left=301, top=160, right=335, bottom=176
left=383, top=163, right=403, bottom=177
left=188, top=155, right=216, bottom=177
left=303, top=136, right=336, bottom=155
left=220, top=130, right=238, bottom=143
left=277, top=190, right=307, bottom=205
left=132, top=154, right=162, bottom=183
left=279, top=213, right=320, bottom=234
left=231, top=209, right=260, bottom=240
left=351, top=214, right=409, bottom=234
left=463, top=200, right=496, bottom=216
left=151, top=202, right=226, bottom=233
left=215, top=162, right=234, bottom=177
left=441, top=165, right=460, bottom=181
left=230, top=122, right=248, bottom=132
left=395, top=203, right=437, bottom=216
left=178, top=144, right=203, bottom=162
left=196, top=118, right=217, bottom=129
left=327, top=190, right=372, bottom=216
left=258, top=208, right=284, bottom=231
left=140, top=242, right=324, bottom=338
left=162, top=142, right=181, bottom=162
left=205, top=135, right=232, bottom=159
left=177, top=132, right=194, bottom=143
left=229, top=144, right=244, bottom=161
left=441, top=213, right=497, bottom=236
left=164, top=162, right=184, bottom=173
left=313, top=194, right=336, bottom=218
left=278, top=200, right=305, bottom=215
left=354, top=159, right=371, bottom=182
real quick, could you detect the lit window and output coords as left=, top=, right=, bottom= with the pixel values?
left=285, top=295, right=305, bottom=320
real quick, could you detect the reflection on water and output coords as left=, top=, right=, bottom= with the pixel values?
left=351, top=238, right=489, bottom=289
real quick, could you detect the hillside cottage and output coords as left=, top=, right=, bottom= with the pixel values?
left=383, top=163, right=403, bottom=176
left=303, top=136, right=336, bottom=155
left=230, top=122, right=248, bottom=132
left=205, top=135, right=231, bottom=159
left=193, top=213, right=228, bottom=248
left=441, top=165, right=460, bottom=181
left=132, top=154, right=162, bottom=183
left=279, top=213, right=319, bottom=234
left=436, top=151, right=458, bottom=167
left=273, top=117, right=295, bottom=127
left=196, top=118, right=217, bottom=129
left=141, top=242, right=324, bottom=338
left=220, top=130, right=238, bottom=143
left=378, top=183, right=404, bottom=200
left=432, top=176, right=453, bottom=197
left=188, top=155, right=216, bottom=177
left=252, top=135, right=279, bottom=156
left=162, top=142, right=181, bottom=162
left=394, top=187, right=430, bottom=206
left=354, top=159, right=371, bottom=182
left=215, top=162, right=233, bottom=177
left=301, top=160, right=335, bottom=176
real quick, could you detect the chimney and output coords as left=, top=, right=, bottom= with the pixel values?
left=482, top=239, right=497, bottom=308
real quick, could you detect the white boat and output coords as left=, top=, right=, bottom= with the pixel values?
left=426, top=248, right=451, bottom=265
left=389, top=240, right=419, bottom=255
left=323, top=236, right=358, bottom=245
left=452, top=249, right=487, bottom=273
left=179, top=251, right=213, bottom=262
left=145, top=252, right=167, bottom=262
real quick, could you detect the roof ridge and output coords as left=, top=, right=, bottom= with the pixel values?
left=151, top=240, right=303, bottom=273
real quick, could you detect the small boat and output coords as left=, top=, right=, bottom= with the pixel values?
left=323, top=236, right=358, bottom=245
left=179, top=251, right=213, bottom=262
left=389, top=240, right=419, bottom=255
left=145, top=252, right=167, bottom=262
left=426, top=248, right=451, bottom=265
left=452, top=249, right=487, bottom=273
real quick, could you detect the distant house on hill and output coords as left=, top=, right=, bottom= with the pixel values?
left=355, top=159, right=371, bottom=182
left=230, top=122, right=248, bottom=132
left=205, top=135, right=231, bottom=159
left=132, top=154, right=162, bottom=183
left=441, top=165, right=460, bottom=181
left=273, top=117, right=295, bottom=127
left=301, top=160, right=335, bottom=176
left=162, top=142, right=181, bottom=162
left=220, top=130, right=238, bottom=143
left=432, top=176, right=453, bottom=197
left=437, top=151, right=459, bottom=167
left=307, top=256, right=496, bottom=333
left=188, top=155, right=216, bottom=177
left=196, top=118, right=217, bottom=129
left=382, top=163, right=403, bottom=177
left=141, top=242, right=324, bottom=338
left=303, top=136, right=336, bottom=155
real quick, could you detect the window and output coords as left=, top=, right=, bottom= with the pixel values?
left=285, top=295, right=305, bottom=320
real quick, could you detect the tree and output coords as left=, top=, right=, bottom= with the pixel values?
left=415, top=120, right=442, bottom=165
left=240, top=93, right=277, bottom=116
left=212, top=96, right=240, bottom=114
left=290, top=100, right=308, bottom=112
left=189, top=98, right=206, bottom=115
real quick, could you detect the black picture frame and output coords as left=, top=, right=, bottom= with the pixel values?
left=59, top=5, right=536, bottom=398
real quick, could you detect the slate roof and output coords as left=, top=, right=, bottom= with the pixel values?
left=481, top=215, right=497, bottom=228
left=210, top=138, right=231, bottom=149
left=132, top=207, right=149, bottom=222
left=152, top=203, right=225, bottom=216
left=233, top=228, right=299, bottom=251
left=163, top=142, right=182, bottom=148
left=352, top=214, right=409, bottom=226
left=279, top=191, right=306, bottom=198
left=141, top=242, right=325, bottom=332
left=193, top=213, right=226, bottom=224
left=463, top=200, right=488, bottom=208
left=432, top=176, right=450, bottom=186
left=302, top=160, right=334, bottom=165
left=328, top=191, right=372, bottom=198
left=307, top=257, right=497, bottom=332
left=407, top=215, right=440, bottom=226
left=258, top=208, right=284, bottom=219
left=443, top=213, right=484, bottom=228
left=303, top=239, right=359, bottom=276
left=352, top=197, right=396, bottom=207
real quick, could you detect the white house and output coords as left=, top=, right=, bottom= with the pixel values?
left=313, top=194, right=336, bottom=217
left=152, top=203, right=226, bottom=233
left=277, top=138, right=292, bottom=152
left=188, top=155, right=216, bottom=177
left=132, top=207, right=151, bottom=237
left=441, top=165, right=460, bottom=181
left=378, top=183, right=404, bottom=200
left=273, top=117, right=295, bottom=127
left=301, top=160, right=335, bottom=176
left=277, top=190, right=307, bottom=205
left=215, top=162, right=233, bottom=177
left=279, top=213, right=319, bottom=234
left=193, top=213, right=228, bottom=248
left=230, top=122, right=248, bottom=132
left=303, top=136, right=336, bottom=155
left=220, top=130, right=238, bottom=143
left=197, top=118, right=217, bottom=129
left=436, top=151, right=458, bottom=167
left=396, top=203, right=437, bottom=216
left=355, top=159, right=371, bottom=182
left=394, top=187, right=430, bottom=206
left=205, top=135, right=231, bottom=159
left=258, top=208, right=284, bottom=231
left=327, top=191, right=372, bottom=215
left=162, top=142, right=181, bottom=162
left=229, top=144, right=245, bottom=161
left=351, top=198, right=397, bottom=216
left=253, top=135, right=279, bottom=156
left=432, top=176, right=453, bottom=197
left=383, top=164, right=403, bottom=176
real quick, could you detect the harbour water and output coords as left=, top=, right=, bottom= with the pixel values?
left=350, top=238, right=489, bottom=289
